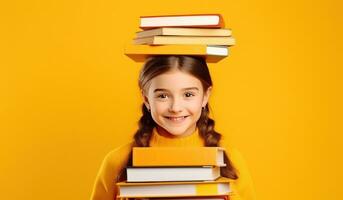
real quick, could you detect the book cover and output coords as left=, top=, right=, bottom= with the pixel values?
left=139, top=14, right=224, bottom=30
left=132, top=147, right=226, bottom=167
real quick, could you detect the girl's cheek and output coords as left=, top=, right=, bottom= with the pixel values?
left=153, top=102, right=169, bottom=112
left=186, top=99, right=203, bottom=109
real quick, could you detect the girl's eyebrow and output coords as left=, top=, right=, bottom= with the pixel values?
left=153, top=87, right=199, bottom=93
left=182, top=87, right=199, bottom=91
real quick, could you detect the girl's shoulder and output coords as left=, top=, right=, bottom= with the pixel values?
left=219, top=137, right=249, bottom=173
left=91, top=141, right=135, bottom=199
left=219, top=139, right=257, bottom=199
left=220, top=145, right=245, bottom=166
left=219, top=136, right=239, bottom=155
left=101, top=140, right=135, bottom=168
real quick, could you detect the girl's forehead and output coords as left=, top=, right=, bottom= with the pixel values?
left=148, top=70, right=203, bottom=90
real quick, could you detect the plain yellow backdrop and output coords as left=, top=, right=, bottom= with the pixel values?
left=1, top=0, right=342, bottom=200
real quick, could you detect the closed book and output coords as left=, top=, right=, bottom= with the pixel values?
left=139, top=14, right=224, bottom=30
left=138, top=196, right=229, bottom=200
left=127, top=166, right=220, bottom=182
left=133, top=147, right=226, bottom=167
left=124, top=44, right=229, bottom=63
left=117, top=177, right=231, bottom=198
left=133, top=36, right=235, bottom=46
left=136, top=28, right=232, bottom=38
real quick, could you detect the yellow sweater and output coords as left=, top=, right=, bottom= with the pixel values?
left=90, top=128, right=256, bottom=200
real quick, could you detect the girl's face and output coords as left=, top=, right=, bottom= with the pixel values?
left=142, top=69, right=211, bottom=137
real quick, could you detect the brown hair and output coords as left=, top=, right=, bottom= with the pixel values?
left=118, top=55, right=238, bottom=181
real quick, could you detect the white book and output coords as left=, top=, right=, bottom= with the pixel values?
left=135, top=195, right=229, bottom=200
left=127, top=166, right=220, bottom=182
left=137, top=197, right=228, bottom=200
left=117, top=177, right=231, bottom=198
left=139, top=14, right=223, bottom=29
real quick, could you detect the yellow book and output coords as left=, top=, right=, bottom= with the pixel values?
left=136, top=28, right=232, bottom=38
left=133, top=147, right=226, bottom=167
left=133, top=36, right=235, bottom=46
left=116, top=177, right=232, bottom=198
left=124, top=44, right=229, bottom=63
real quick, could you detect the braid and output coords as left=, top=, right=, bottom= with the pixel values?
left=134, top=104, right=156, bottom=147
left=197, top=105, right=221, bottom=147
left=197, top=104, right=238, bottom=180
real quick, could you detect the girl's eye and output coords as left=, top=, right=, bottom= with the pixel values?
left=185, top=92, right=195, bottom=97
left=157, top=94, right=168, bottom=99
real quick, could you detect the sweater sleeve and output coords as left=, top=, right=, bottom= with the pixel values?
left=227, top=147, right=257, bottom=200
left=90, top=142, right=133, bottom=200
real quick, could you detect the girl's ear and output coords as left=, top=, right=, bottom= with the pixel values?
left=141, top=89, right=150, bottom=110
left=202, top=86, right=212, bottom=107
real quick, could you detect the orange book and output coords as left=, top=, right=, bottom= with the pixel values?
left=139, top=14, right=225, bottom=30
left=132, top=147, right=226, bottom=167
left=124, top=44, right=229, bottom=63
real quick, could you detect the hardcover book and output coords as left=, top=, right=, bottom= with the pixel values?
left=133, top=36, right=235, bottom=46
left=136, top=28, right=232, bottom=38
left=117, top=177, right=231, bottom=198
left=132, top=147, right=226, bottom=167
left=126, top=166, right=220, bottom=182
left=139, top=14, right=225, bottom=30
left=124, top=44, right=229, bottom=63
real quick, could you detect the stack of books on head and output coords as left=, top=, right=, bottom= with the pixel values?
left=125, top=14, right=236, bottom=63
left=116, top=147, right=233, bottom=200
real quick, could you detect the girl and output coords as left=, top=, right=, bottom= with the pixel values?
left=90, top=55, right=256, bottom=200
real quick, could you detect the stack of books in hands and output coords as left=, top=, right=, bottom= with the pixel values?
left=116, top=147, right=232, bottom=200
left=125, top=14, right=236, bottom=63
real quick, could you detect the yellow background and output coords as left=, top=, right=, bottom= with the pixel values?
left=1, top=0, right=342, bottom=199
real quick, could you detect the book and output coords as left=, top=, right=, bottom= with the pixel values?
left=133, top=196, right=229, bottom=200
left=126, top=166, right=220, bottom=182
left=139, top=14, right=224, bottom=30
left=136, top=28, right=232, bottom=38
left=132, top=147, right=226, bottom=167
left=117, top=177, right=231, bottom=198
left=133, top=36, right=235, bottom=46
left=124, top=44, right=229, bottom=63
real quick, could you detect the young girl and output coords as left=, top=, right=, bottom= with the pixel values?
left=90, top=55, right=256, bottom=200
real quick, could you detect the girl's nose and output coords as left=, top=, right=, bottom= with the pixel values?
left=168, top=98, right=182, bottom=113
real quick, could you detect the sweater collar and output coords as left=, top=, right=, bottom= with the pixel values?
left=149, top=127, right=204, bottom=147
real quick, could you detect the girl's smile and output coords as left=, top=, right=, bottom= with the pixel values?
left=164, top=115, right=189, bottom=125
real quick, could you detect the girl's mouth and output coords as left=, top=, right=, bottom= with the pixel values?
left=165, top=116, right=189, bottom=122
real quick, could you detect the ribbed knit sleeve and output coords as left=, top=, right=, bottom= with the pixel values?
left=225, top=147, right=257, bottom=200
left=90, top=142, right=133, bottom=200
